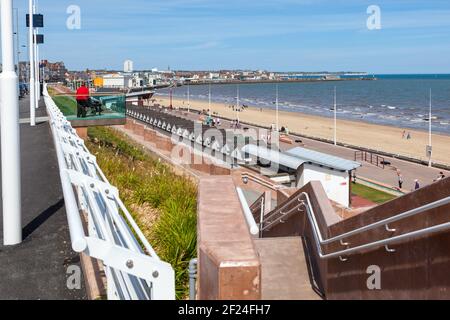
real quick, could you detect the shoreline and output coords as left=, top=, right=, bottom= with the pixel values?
left=183, top=78, right=376, bottom=86
left=155, top=94, right=450, bottom=166
left=158, top=90, right=450, bottom=137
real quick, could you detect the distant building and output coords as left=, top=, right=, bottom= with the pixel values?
left=242, top=145, right=361, bottom=208
left=103, top=73, right=132, bottom=89
left=18, top=61, right=30, bottom=82
left=124, top=60, right=134, bottom=73
left=40, top=61, right=68, bottom=82
left=144, top=72, right=162, bottom=86
left=93, top=77, right=104, bottom=88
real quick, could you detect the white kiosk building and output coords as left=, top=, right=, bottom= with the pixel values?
left=242, top=145, right=361, bottom=208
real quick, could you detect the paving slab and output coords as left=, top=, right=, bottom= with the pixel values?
left=0, top=96, right=86, bottom=300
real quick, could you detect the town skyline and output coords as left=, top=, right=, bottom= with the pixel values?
left=8, top=0, right=450, bottom=73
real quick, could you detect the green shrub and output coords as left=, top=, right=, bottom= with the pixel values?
left=86, top=126, right=197, bottom=299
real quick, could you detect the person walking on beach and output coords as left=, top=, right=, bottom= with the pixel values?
left=76, top=82, right=90, bottom=118
left=402, top=130, right=406, bottom=139
left=407, top=132, right=412, bottom=140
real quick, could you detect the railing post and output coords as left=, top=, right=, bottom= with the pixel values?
left=1, top=0, right=22, bottom=245
left=28, top=0, right=36, bottom=125
left=189, top=259, right=198, bottom=300
left=259, top=197, right=265, bottom=238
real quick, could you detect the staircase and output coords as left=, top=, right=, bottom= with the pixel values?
left=254, top=237, right=321, bottom=300
left=257, top=177, right=450, bottom=299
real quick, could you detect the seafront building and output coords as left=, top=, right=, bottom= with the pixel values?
left=65, top=67, right=372, bottom=90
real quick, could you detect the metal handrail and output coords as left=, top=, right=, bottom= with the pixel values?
left=241, top=172, right=283, bottom=191
left=44, top=84, right=175, bottom=300
left=236, top=188, right=260, bottom=236
left=263, top=189, right=450, bottom=259
left=249, top=193, right=265, bottom=223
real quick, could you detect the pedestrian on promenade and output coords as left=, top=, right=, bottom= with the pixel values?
left=398, top=174, right=404, bottom=189
left=414, top=179, right=420, bottom=190
left=433, top=172, right=446, bottom=182
left=76, top=82, right=90, bottom=118
left=236, top=119, right=241, bottom=129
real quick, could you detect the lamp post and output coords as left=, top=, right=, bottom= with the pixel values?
left=334, top=86, right=337, bottom=146
left=187, top=83, right=190, bottom=113
left=13, top=7, right=20, bottom=94
left=28, top=0, right=36, bottom=125
left=13, top=8, right=19, bottom=71
left=236, top=84, right=240, bottom=122
left=33, top=1, right=40, bottom=106
left=428, top=89, right=433, bottom=168
left=1, top=0, right=22, bottom=245
left=208, top=83, right=211, bottom=116
left=20, top=45, right=27, bottom=82
left=275, top=83, right=279, bottom=131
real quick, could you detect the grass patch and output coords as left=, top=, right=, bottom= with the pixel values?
left=48, top=87, right=77, bottom=116
left=352, top=183, right=396, bottom=204
left=86, top=126, right=197, bottom=300
left=52, top=95, right=77, bottom=116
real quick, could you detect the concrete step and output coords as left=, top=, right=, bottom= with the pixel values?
left=254, top=237, right=322, bottom=300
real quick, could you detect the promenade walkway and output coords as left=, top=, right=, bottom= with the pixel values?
left=0, top=96, right=86, bottom=300
left=280, top=134, right=450, bottom=192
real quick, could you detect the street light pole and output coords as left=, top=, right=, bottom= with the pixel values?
left=28, top=0, right=36, bottom=125
left=275, top=83, right=279, bottom=131
left=208, top=83, right=211, bottom=116
left=1, top=0, right=22, bottom=245
left=334, top=86, right=337, bottom=146
left=33, top=2, right=40, bottom=106
left=236, top=84, right=240, bottom=122
left=13, top=8, right=19, bottom=72
left=428, top=88, right=433, bottom=168
left=187, top=83, right=190, bottom=113
left=22, top=45, right=28, bottom=82
left=13, top=7, right=20, bottom=92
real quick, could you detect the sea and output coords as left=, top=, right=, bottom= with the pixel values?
left=157, top=74, right=450, bottom=135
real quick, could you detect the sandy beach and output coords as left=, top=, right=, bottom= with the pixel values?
left=155, top=95, right=450, bottom=166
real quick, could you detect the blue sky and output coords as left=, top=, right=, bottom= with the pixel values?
left=11, top=0, right=450, bottom=73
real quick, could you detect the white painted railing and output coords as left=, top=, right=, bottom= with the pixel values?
left=236, top=188, right=260, bottom=236
left=43, top=84, right=175, bottom=300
